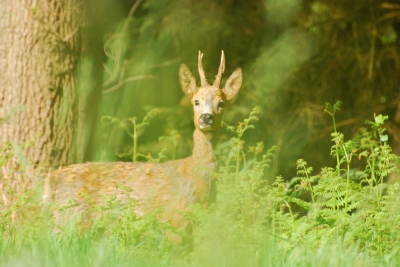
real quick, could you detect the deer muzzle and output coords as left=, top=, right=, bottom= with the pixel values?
left=198, top=113, right=214, bottom=131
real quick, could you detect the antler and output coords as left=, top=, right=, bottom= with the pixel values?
left=213, top=50, right=225, bottom=87
left=198, top=51, right=208, bottom=86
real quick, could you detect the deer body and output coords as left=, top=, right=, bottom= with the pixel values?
left=44, top=51, right=242, bottom=235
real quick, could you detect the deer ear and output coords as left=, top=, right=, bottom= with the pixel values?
left=179, top=64, right=197, bottom=96
left=222, top=68, right=242, bottom=100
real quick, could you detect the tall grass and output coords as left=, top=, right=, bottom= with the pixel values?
left=1, top=102, right=400, bottom=266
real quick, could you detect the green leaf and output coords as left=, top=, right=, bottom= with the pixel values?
left=374, top=114, right=385, bottom=125
left=380, top=135, right=388, bottom=142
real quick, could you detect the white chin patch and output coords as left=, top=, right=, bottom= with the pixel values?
left=199, top=124, right=212, bottom=131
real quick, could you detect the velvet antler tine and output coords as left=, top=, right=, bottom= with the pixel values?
left=213, top=50, right=225, bottom=87
left=198, top=51, right=207, bottom=86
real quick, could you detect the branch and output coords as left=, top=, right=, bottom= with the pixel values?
left=103, top=0, right=144, bottom=87
left=102, top=75, right=157, bottom=94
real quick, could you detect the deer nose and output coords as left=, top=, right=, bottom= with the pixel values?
left=200, top=113, right=214, bottom=125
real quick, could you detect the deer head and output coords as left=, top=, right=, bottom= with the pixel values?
left=179, top=51, right=243, bottom=132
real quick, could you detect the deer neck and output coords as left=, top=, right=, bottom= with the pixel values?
left=191, top=127, right=218, bottom=166
left=189, top=127, right=218, bottom=202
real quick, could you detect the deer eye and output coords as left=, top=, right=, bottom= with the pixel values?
left=218, top=101, right=224, bottom=109
left=194, top=100, right=200, bottom=106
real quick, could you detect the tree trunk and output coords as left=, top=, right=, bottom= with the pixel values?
left=0, top=0, right=81, bottom=168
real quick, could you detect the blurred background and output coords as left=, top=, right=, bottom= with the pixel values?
left=82, top=0, right=400, bottom=179
left=86, top=0, right=399, bottom=179
left=2, top=0, right=400, bottom=180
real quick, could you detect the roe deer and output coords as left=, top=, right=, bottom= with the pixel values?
left=43, top=51, right=243, bottom=240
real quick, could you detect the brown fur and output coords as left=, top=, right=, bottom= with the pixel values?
left=43, top=51, right=242, bottom=240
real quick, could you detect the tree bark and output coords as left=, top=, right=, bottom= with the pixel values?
left=0, top=0, right=81, bottom=168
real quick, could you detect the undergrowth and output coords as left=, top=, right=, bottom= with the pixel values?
left=1, top=101, right=400, bottom=266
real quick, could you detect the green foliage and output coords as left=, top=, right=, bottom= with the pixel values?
left=102, top=108, right=158, bottom=162
left=2, top=104, right=400, bottom=266
left=223, top=106, right=261, bottom=181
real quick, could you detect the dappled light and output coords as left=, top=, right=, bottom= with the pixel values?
left=1, top=0, right=400, bottom=265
